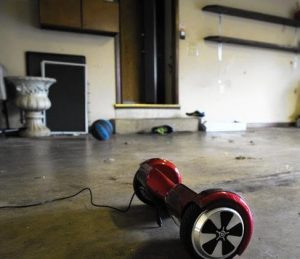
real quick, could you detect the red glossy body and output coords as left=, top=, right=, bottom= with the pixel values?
left=138, top=158, right=182, bottom=197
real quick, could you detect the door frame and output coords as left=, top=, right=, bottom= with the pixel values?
left=115, top=0, right=179, bottom=105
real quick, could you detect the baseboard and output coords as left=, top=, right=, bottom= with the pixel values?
left=247, top=122, right=295, bottom=128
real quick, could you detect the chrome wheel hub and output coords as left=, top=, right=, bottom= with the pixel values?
left=216, top=227, right=229, bottom=241
left=191, top=207, right=244, bottom=259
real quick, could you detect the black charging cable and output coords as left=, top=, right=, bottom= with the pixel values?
left=0, top=188, right=179, bottom=228
left=0, top=187, right=136, bottom=213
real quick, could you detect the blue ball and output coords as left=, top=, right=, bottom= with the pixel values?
left=99, top=119, right=113, bottom=134
left=90, top=120, right=113, bottom=141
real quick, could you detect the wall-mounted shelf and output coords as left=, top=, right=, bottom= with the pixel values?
left=204, top=36, right=300, bottom=54
left=202, top=5, right=300, bottom=28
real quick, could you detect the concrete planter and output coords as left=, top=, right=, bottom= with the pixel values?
left=6, top=76, right=56, bottom=137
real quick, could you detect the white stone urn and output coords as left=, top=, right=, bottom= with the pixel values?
left=6, top=76, right=56, bottom=137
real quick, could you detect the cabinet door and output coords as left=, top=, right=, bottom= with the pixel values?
left=39, top=0, right=81, bottom=29
left=82, top=0, right=119, bottom=34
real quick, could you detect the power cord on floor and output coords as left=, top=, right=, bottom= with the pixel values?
left=0, top=187, right=136, bottom=213
left=0, top=188, right=180, bottom=228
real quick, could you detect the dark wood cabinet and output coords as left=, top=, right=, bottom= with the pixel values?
left=82, top=0, right=119, bottom=33
left=39, top=0, right=119, bottom=35
left=39, top=0, right=81, bottom=29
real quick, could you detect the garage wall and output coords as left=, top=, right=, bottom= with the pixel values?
left=1, top=0, right=300, bottom=128
left=0, top=0, right=115, bottom=128
left=179, top=0, right=300, bottom=123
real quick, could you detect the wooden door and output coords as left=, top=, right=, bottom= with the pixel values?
left=142, top=0, right=157, bottom=103
left=119, top=0, right=143, bottom=103
left=119, top=0, right=178, bottom=104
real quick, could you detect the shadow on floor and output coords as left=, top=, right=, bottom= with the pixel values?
left=0, top=204, right=186, bottom=258
left=131, top=238, right=192, bottom=259
left=111, top=204, right=171, bottom=230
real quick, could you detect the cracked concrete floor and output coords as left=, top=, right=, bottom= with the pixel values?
left=0, top=128, right=299, bottom=258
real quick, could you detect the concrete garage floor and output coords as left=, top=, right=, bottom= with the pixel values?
left=0, top=128, right=299, bottom=259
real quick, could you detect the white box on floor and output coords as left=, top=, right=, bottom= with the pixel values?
left=205, top=121, right=247, bottom=132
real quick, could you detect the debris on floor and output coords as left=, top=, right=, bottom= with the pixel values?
left=34, top=176, right=46, bottom=180
left=249, top=140, right=255, bottom=145
left=235, top=156, right=256, bottom=160
left=285, top=164, right=292, bottom=170
left=104, top=158, right=115, bottom=163
left=151, top=125, right=173, bottom=135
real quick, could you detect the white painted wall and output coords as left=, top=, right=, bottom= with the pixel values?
left=1, top=0, right=300, bottom=127
left=0, top=0, right=115, bottom=128
left=179, top=0, right=300, bottom=123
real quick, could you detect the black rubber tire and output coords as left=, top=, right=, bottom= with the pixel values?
left=180, top=200, right=247, bottom=259
left=180, top=203, right=205, bottom=259
left=133, top=171, right=155, bottom=206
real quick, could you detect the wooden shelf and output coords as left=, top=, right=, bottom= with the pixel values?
left=202, top=5, right=300, bottom=28
left=204, top=36, right=300, bottom=54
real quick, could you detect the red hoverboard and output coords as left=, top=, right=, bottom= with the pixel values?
left=133, top=158, right=254, bottom=259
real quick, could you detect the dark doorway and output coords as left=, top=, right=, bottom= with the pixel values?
left=119, top=0, right=178, bottom=105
